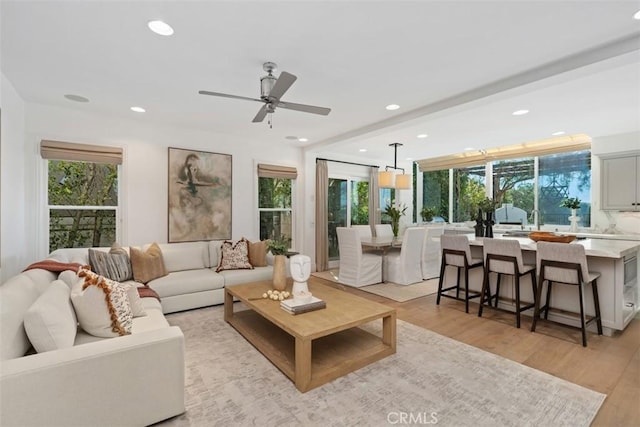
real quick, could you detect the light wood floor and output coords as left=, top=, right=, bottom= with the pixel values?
left=317, top=278, right=640, bottom=426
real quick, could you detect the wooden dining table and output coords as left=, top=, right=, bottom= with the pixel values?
left=360, top=236, right=402, bottom=252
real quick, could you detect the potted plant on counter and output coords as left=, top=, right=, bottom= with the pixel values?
left=479, top=197, right=497, bottom=237
left=560, top=197, right=581, bottom=232
left=420, top=206, right=437, bottom=223
left=384, top=203, right=407, bottom=238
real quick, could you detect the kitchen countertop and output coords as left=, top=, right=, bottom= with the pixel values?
left=441, top=224, right=640, bottom=242
left=467, top=234, right=640, bottom=259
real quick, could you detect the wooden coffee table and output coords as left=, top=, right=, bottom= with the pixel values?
left=224, top=277, right=396, bottom=392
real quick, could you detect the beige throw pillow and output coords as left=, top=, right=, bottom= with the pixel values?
left=130, top=242, right=168, bottom=284
left=216, top=238, right=253, bottom=272
left=247, top=239, right=268, bottom=267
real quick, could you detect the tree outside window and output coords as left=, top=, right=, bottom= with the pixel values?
left=453, top=166, right=486, bottom=222
left=48, top=160, right=118, bottom=252
left=422, top=170, right=449, bottom=222
left=258, top=177, right=293, bottom=246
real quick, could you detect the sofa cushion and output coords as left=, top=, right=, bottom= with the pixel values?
left=73, top=297, right=167, bottom=345
left=216, top=239, right=253, bottom=272
left=157, top=242, right=209, bottom=272
left=72, top=269, right=133, bottom=337
left=0, top=269, right=58, bottom=360
left=89, top=243, right=133, bottom=281
left=219, top=266, right=274, bottom=286
left=130, top=242, right=168, bottom=284
left=148, top=270, right=224, bottom=298
left=58, top=269, right=82, bottom=288
left=23, top=280, right=77, bottom=353
left=248, top=240, right=268, bottom=267
left=208, top=241, right=223, bottom=268
left=48, top=247, right=95, bottom=265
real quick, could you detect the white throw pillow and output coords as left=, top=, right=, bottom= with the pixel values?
left=124, top=283, right=147, bottom=318
left=24, top=280, right=78, bottom=353
left=71, top=269, right=133, bottom=337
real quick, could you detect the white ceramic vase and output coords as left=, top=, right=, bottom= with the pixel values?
left=569, top=208, right=580, bottom=232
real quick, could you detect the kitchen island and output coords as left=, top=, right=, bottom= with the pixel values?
left=441, top=234, right=639, bottom=335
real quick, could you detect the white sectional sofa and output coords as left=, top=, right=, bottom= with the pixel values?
left=48, top=240, right=274, bottom=314
left=0, top=240, right=274, bottom=426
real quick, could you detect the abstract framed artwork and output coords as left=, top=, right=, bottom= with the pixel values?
left=168, top=147, right=232, bottom=242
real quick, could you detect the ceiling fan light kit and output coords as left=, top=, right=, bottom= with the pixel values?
left=199, top=62, right=331, bottom=128
left=379, top=143, right=411, bottom=190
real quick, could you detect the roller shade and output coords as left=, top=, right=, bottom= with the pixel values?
left=40, top=140, right=123, bottom=165
left=417, top=134, right=592, bottom=172
left=257, top=163, right=297, bottom=179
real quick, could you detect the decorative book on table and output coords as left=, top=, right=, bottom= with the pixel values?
left=280, top=296, right=326, bottom=314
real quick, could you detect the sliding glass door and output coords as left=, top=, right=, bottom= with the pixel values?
left=328, top=177, right=369, bottom=262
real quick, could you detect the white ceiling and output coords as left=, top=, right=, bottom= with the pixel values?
left=2, top=1, right=639, bottom=165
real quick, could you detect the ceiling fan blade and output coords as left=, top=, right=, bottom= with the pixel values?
left=277, top=101, right=331, bottom=116
left=252, top=104, right=269, bottom=123
left=198, top=90, right=263, bottom=103
left=267, top=71, right=297, bottom=101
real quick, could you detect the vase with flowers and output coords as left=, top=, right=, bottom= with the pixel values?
left=560, top=197, right=581, bottom=232
left=479, top=197, right=497, bottom=237
left=384, top=203, right=407, bottom=238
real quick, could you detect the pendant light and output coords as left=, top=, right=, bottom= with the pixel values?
left=378, top=143, right=411, bottom=189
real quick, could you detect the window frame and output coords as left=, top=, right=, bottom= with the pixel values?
left=256, top=174, right=296, bottom=250
left=418, top=150, right=592, bottom=228
left=44, top=159, right=123, bottom=254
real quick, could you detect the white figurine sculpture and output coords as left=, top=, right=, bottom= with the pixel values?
left=290, top=254, right=311, bottom=296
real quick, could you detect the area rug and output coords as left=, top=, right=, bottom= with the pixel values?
left=159, top=305, right=605, bottom=427
left=312, top=269, right=439, bottom=302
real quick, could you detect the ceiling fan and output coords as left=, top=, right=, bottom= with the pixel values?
left=198, top=62, right=331, bottom=127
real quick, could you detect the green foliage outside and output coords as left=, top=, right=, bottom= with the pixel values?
left=351, top=181, right=369, bottom=225
left=259, top=177, right=292, bottom=242
left=48, top=160, right=117, bottom=252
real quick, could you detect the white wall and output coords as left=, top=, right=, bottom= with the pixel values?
left=20, top=103, right=304, bottom=263
left=0, top=73, right=28, bottom=281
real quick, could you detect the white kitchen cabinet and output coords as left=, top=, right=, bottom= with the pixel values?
left=601, top=155, right=640, bottom=211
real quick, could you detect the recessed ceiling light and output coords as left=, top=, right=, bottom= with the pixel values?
left=148, top=20, right=174, bottom=36
left=385, top=104, right=400, bottom=111
left=64, top=94, right=89, bottom=103
left=359, top=148, right=367, bottom=152
left=512, top=109, right=529, bottom=116
left=552, top=131, right=565, bottom=136
left=464, top=147, right=475, bottom=151
left=298, top=137, right=308, bottom=142
left=417, top=134, right=428, bottom=138
left=634, top=9, right=640, bottom=19
left=131, top=106, right=146, bottom=113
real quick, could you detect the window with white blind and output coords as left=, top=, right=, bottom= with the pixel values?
left=42, top=140, right=122, bottom=252
left=257, top=164, right=296, bottom=246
